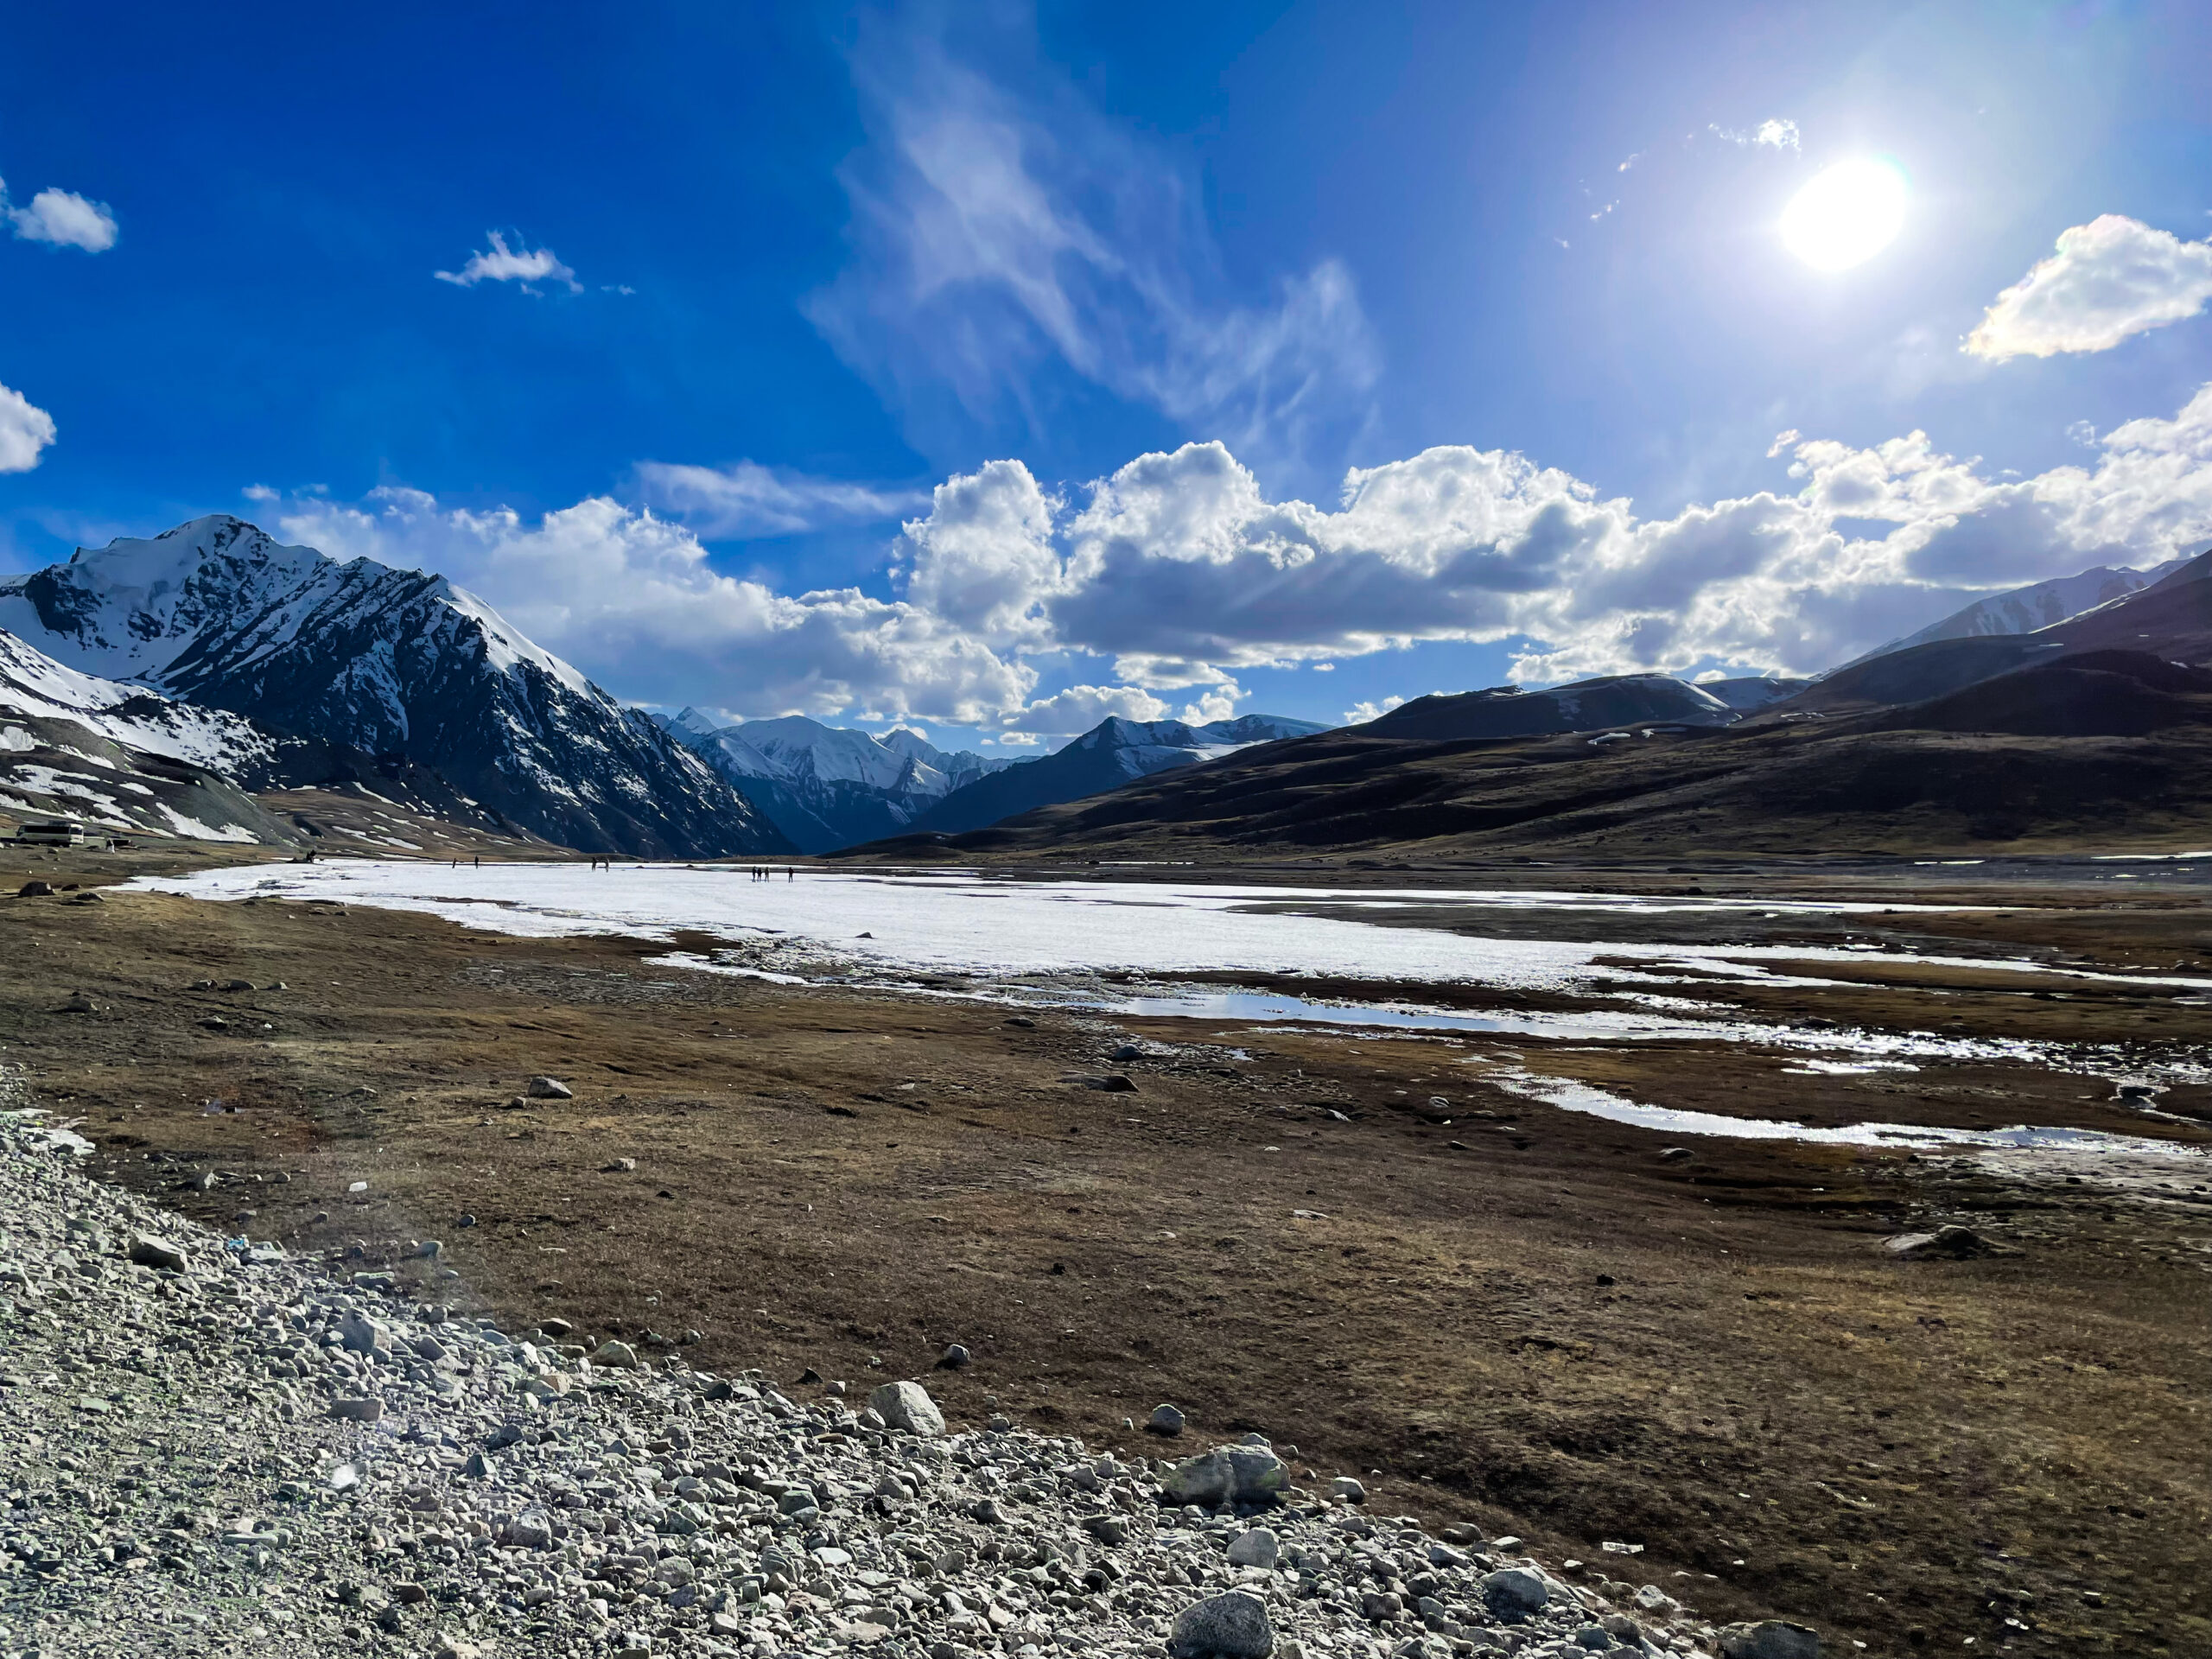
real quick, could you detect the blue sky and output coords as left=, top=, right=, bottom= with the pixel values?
left=3, top=1, right=2211, bottom=749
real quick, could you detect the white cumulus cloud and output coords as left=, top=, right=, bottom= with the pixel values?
left=0, top=380, right=56, bottom=472
left=249, top=378, right=2212, bottom=733
left=1967, top=214, right=2212, bottom=360
left=434, top=232, right=582, bottom=294
left=1, top=179, right=118, bottom=251
left=274, top=488, right=1032, bottom=725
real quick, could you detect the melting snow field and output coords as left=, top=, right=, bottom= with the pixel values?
left=131, top=860, right=2212, bottom=1167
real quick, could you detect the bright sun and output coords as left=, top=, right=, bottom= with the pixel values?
left=1779, top=158, right=1908, bottom=271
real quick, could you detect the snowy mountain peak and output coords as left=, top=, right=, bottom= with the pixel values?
left=10, top=514, right=590, bottom=701
left=0, top=516, right=786, bottom=856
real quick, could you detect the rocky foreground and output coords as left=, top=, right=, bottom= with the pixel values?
left=0, top=1105, right=1815, bottom=1659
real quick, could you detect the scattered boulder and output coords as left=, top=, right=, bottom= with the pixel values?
left=525, top=1077, right=574, bottom=1100
left=1226, top=1527, right=1281, bottom=1568
left=588, top=1340, right=640, bottom=1370
left=16, top=880, right=53, bottom=897
left=1162, top=1445, right=1290, bottom=1510
left=58, top=991, right=97, bottom=1014
left=337, top=1311, right=390, bottom=1355
left=1329, top=1476, right=1366, bottom=1504
left=1720, top=1621, right=1821, bottom=1659
left=1110, top=1043, right=1145, bottom=1061
left=1483, top=1567, right=1551, bottom=1620
left=1885, top=1224, right=1993, bottom=1258
left=601, top=1157, right=636, bottom=1173
left=327, top=1397, right=385, bottom=1423
left=1147, top=1402, right=1187, bottom=1435
left=1658, top=1147, right=1693, bottom=1161
left=868, top=1380, right=946, bottom=1436
left=127, top=1233, right=188, bottom=1272
left=937, top=1343, right=972, bottom=1370
left=1170, top=1590, right=1274, bottom=1659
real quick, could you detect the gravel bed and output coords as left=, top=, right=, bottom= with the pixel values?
left=0, top=1105, right=1815, bottom=1659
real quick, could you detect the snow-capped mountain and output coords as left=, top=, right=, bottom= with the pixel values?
left=900, top=714, right=1331, bottom=840
left=0, top=626, right=293, bottom=843
left=0, top=516, right=790, bottom=857
left=658, top=710, right=1013, bottom=853
left=1844, top=558, right=2190, bottom=669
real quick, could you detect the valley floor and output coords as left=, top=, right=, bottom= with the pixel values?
left=4, top=843, right=2209, bottom=1656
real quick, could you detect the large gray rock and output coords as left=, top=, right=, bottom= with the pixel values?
left=525, top=1076, right=574, bottom=1100
left=1720, top=1622, right=1821, bottom=1659
left=1225, top=1527, right=1280, bottom=1568
left=868, top=1380, right=945, bottom=1436
left=127, top=1233, right=188, bottom=1271
left=1482, top=1567, right=1550, bottom=1619
left=337, top=1310, right=389, bottom=1355
left=1162, top=1445, right=1289, bottom=1509
left=1148, top=1402, right=1186, bottom=1435
left=1170, top=1590, right=1274, bottom=1659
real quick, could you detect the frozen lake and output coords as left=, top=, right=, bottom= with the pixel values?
left=128, top=859, right=2202, bottom=997
left=131, top=860, right=2211, bottom=1166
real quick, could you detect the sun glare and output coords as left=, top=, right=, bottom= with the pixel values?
left=1779, top=157, right=1908, bottom=271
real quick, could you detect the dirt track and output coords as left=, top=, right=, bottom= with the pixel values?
left=5, top=843, right=2210, bottom=1657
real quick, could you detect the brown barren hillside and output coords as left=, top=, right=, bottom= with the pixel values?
left=849, top=715, right=2212, bottom=863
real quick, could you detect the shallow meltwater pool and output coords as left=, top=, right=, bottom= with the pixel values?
left=134, top=860, right=2212, bottom=1162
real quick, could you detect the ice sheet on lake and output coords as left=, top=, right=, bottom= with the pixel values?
left=125, top=861, right=2212, bottom=1000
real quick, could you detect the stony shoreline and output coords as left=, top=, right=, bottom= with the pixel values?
left=0, top=1103, right=1813, bottom=1659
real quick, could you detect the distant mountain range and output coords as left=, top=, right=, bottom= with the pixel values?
left=655, top=711, right=1014, bottom=854
left=0, top=516, right=789, bottom=856
left=899, top=714, right=1332, bottom=839
left=858, top=550, right=2212, bottom=861
left=3, top=516, right=2200, bottom=858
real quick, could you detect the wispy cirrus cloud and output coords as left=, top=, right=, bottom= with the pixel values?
left=804, top=11, right=1379, bottom=476
left=1, top=177, right=117, bottom=251
left=1709, top=118, right=1800, bottom=151
left=434, top=231, right=582, bottom=294
left=1966, top=213, right=2212, bottom=360
left=633, top=460, right=926, bottom=540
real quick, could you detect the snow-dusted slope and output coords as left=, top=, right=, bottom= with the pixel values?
left=0, top=517, right=789, bottom=858
left=1845, top=558, right=2190, bottom=669
left=658, top=711, right=1013, bottom=853
left=0, top=627, right=275, bottom=773
left=901, top=714, right=1330, bottom=840
left=0, top=627, right=295, bottom=843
